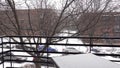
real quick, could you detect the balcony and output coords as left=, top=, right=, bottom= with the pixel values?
left=0, top=36, right=120, bottom=68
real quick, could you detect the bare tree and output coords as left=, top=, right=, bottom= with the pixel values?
left=0, top=0, right=120, bottom=68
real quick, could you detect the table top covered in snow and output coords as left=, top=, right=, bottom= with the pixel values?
left=52, top=53, right=120, bottom=68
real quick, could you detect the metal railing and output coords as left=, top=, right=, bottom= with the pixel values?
left=0, top=36, right=120, bottom=68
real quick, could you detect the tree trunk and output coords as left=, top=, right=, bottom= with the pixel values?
left=34, top=58, right=41, bottom=68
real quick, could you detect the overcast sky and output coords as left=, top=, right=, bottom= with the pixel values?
left=0, top=0, right=62, bottom=9
left=13, top=0, right=62, bottom=9
left=1, top=0, right=120, bottom=11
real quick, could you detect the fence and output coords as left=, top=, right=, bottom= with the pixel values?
left=0, top=36, right=120, bottom=68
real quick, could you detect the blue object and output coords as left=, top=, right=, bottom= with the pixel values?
left=91, top=48, right=100, bottom=52
left=38, top=45, right=57, bottom=52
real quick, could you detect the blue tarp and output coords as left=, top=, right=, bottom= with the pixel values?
left=38, top=45, right=57, bottom=52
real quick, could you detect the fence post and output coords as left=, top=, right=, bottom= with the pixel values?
left=9, top=37, right=12, bottom=67
left=46, top=37, right=49, bottom=68
left=89, top=37, right=93, bottom=53
left=1, top=37, right=4, bottom=68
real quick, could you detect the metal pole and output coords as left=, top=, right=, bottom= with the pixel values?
left=1, top=37, right=4, bottom=68
left=10, top=37, right=12, bottom=67
left=90, top=37, right=93, bottom=53
left=46, top=37, right=49, bottom=68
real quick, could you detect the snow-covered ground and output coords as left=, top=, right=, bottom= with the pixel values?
left=0, top=48, right=35, bottom=68
left=1, top=30, right=120, bottom=68
left=0, top=62, right=35, bottom=68
left=50, top=38, right=87, bottom=53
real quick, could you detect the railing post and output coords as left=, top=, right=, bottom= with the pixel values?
left=46, top=37, right=49, bottom=68
left=9, top=37, right=12, bottom=68
left=1, top=36, right=4, bottom=68
left=89, top=37, right=93, bottom=53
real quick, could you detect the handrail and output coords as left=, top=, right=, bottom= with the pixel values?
left=0, top=36, right=120, bottom=68
left=2, top=36, right=120, bottom=39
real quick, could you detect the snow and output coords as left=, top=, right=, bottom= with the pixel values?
left=101, top=56, right=120, bottom=61
left=53, top=54, right=120, bottom=68
left=50, top=30, right=88, bottom=54
left=52, top=38, right=87, bottom=53
left=0, top=48, right=35, bottom=68
left=100, top=56, right=120, bottom=65
left=0, top=62, right=35, bottom=68
left=1, top=30, right=120, bottom=68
